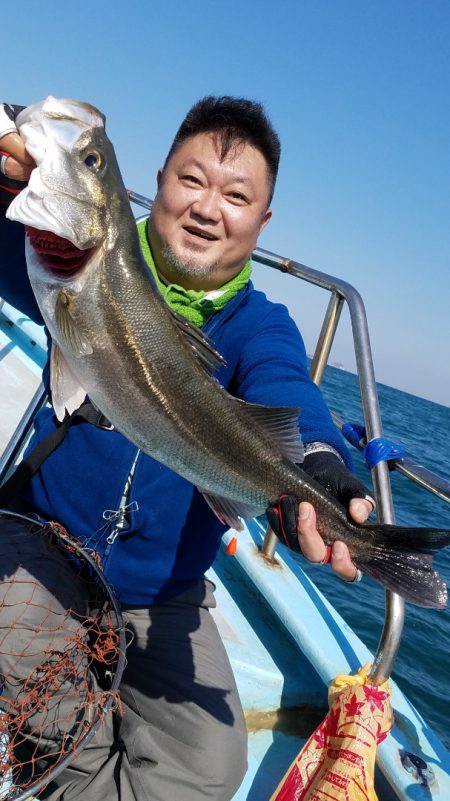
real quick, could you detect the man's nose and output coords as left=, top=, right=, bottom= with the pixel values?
left=191, top=189, right=221, bottom=221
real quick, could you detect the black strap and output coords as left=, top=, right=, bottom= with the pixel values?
left=0, top=402, right=113, bottom=507
left=0, top=165, right=28, bottom=215
left=3, top=103, right=27, bottom=123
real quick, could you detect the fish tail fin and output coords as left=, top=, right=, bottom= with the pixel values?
left=353, top=524, right=450, bottom=608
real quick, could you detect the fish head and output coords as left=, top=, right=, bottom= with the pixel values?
left=6, top=96, right=126, bottom=281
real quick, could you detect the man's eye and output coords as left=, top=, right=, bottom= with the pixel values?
left=228, top=191, right=247, bottom=203
left=181, top=174, right=200, bottom=184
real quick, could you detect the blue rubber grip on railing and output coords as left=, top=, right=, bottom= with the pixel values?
left=341, top=422, right=406, bottom=469
left=364, top=438, right=407, bottom=469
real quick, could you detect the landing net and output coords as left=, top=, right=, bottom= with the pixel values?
left=0, top=511, right=126, bottom=801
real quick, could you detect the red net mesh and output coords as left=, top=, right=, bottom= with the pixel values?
left=0, top=518, right=123, bottom=799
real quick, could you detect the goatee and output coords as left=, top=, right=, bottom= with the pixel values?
left=160, top=245, right=220, bottom=280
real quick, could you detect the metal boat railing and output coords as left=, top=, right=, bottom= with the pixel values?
left=1, top=190, right=449, bottom=686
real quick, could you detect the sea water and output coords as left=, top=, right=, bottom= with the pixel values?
left=304, top=365, right=450, bottom=749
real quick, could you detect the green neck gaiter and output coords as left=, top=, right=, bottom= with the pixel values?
left=137, top=218, right=252, bottom=328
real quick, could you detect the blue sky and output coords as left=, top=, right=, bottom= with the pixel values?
left=4, top=1, right=450, bottom=405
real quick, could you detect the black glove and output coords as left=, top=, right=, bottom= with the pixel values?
left=266, top=450, right=373, bottom=552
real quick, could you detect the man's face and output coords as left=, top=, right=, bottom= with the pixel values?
left=148, top=132, right=272, bottom=289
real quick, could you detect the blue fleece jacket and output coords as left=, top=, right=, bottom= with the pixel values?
left=0, top=214, right=351, bottom=605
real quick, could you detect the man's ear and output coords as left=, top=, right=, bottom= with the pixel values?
left=156, top=167, right=164, bottom=189
left=259, top=207, right=272, bottom=235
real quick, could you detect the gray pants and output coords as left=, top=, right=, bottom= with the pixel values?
left=0, top=517, right=247, bottom=800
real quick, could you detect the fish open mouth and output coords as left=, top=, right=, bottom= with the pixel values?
left=25, top=226, right=94, bottom=278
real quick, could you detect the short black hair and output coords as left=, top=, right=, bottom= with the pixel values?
left=164, top=96, right=281, bottom=205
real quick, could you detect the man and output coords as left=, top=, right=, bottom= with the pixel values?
left=0, top=96, right=372, bottom=801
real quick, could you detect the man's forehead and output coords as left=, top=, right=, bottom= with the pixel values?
left=169, top=132, right=270, bottom=183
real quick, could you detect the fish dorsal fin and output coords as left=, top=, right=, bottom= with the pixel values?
left=235, top=399, right=304, bottom=464
left=169, top=308, right=226, bottom=374
left=55, top=290, right=93, bottom=358
left=199, top=490, right=261, bottom=530
left=50, top=343, right=87, bottom=421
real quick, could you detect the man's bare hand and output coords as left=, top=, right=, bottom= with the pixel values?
left=296, top=497, right=373, bottom=581
left=0, top=132, right=35, bottom=181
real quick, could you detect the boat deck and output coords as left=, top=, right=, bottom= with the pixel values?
left=210, top=522, right=450, bottom=800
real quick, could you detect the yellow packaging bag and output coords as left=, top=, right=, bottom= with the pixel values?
left=270, top=665, right=393, bottom=800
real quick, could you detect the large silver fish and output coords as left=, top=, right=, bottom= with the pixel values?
left=6, top=97, right=450, bottom=607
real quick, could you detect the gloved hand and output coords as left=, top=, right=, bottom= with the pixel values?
left=266, top=450, right=374, bottom=554
left=0, top=103, right=33, bottom=214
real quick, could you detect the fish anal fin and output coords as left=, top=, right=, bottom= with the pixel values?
left=236, top=399, right=304, bottom=464
left=170, top=308, right=226, bottom=374
left=199, top=490, right=261, bottom=531
left=50, top=343, right=87, bottom=421
left=55, top=290, right=93, bottom=358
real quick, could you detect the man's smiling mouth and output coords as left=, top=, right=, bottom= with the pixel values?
left=183, top=226, right=219, bottom=242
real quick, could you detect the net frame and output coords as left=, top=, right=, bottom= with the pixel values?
left=0, top=509, right=126, bottom=801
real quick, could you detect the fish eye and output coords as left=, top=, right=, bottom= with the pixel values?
left=84, top=151, right=104, bottom=173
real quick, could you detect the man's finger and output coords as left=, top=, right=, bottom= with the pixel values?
left=349, top=497, right=373, bottom=524
left=0, top=132, right=34, bottom=166
left=296, top=503, right=329, bottom=563
left=330, top=541, right=359, bottom=581
left=1, top=154, right=34, bottom=182
left=297, top=505, right=361, bottom=582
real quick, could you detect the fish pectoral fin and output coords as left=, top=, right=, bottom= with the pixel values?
left=170, top=308, right=226, bottom=374
left=354, top=523, right=450, bottom=608
left=55, top=290, right=93, bottom=357
left=199, top=490, right=261, bottom=531
left=50, top=343, right=88, bottom=421
left=235, top=399, right=304, bottom=464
